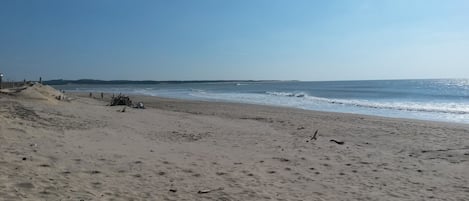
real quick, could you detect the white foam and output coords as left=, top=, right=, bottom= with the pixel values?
left=266, top=91, right=469, bottom=115
left=189, top=90, right=469, bottom=123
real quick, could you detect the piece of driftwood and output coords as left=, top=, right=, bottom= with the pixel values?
left=110, top=95, right=132, bottom=106
left=421, top=147, right=469, bottom=153
left=330, top=139, right=344, bottom=145
left=312, top=129, right=318, bottom=140
left=197, top=187, right=224, bottom=194
left=306, top=129, right=319, bottom=142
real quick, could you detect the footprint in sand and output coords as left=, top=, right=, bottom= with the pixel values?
left=86, top=170, right=101, bottom=174
left=182, top=169, right=194, bottom=173
left=16, top=182, right=34, bottom=189
left=7, top=127, right=26, bottom=133
left=240, top=170, right=255, bottom=177
left=272, top=157, right=290, bottom=162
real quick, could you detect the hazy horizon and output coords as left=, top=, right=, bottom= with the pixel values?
left=1, top=0, right=468, bottom=81
left=11, top=77, right=469, bottom=83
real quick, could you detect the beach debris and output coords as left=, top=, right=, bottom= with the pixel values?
left=421, top=146, right=469, bottom=153
left=312, top=129, right=318, bottom=140
left=134, top=102, right=145, bottom=109
left=110, top=94, right=133, bottom=106
left=197, top=189, right=211, bottom=194
left=272, top=157, right=290, bottom=162
left=330, top=139, right=345, bottom=145
left=306, top=129, right=319, bottom=142
left=297, top=126, right=305, bottom=130
left=197, top=187, right=223, bottom=194
left=169, top=189, right=177, bottom=193
left=109, top=95, right=145, bottom=110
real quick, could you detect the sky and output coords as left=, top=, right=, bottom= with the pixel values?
left=0, top=0, right=468, bottom=81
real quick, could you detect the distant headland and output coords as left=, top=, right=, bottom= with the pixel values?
left=43, top=79, right=288, bottom=85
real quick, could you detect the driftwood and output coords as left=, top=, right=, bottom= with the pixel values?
left=197, top=187, right=224, bottom=194
left=110, top=95, right=132, bottom=106
left=330, top=139, right=344, bottom=145
left=421, top=147, right=469, bottom=153
left=306, top=129, right=319, bottom=142
left=312, top=129, right=318, bottom=140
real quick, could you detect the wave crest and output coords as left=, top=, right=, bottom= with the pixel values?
left=266, top=91, right=469, bottom=115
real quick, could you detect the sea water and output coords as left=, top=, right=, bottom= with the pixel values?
left=54, top=79, right=469, bottom=124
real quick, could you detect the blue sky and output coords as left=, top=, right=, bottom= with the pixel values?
left=0, top=0, right=468, bottom=81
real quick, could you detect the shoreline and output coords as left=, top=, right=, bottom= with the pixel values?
left=1, top=86, right=469, bottom=200
left=52, top=78, right=469, bottom=125
left=74, top=91, right=469, bottom=127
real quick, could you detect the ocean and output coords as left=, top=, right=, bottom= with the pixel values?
left=53, top=79, right=469, bottom=124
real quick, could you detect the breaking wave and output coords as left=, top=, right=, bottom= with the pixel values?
left=266, top=91, right=469, bottom=115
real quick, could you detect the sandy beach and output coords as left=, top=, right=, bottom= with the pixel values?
left=1, top=84, right=468, bottom=201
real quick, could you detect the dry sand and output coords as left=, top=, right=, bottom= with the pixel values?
left=1, top=84, right=468, bottom=201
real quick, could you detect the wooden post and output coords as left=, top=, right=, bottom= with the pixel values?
left=0, top=73, right=3, bottom=89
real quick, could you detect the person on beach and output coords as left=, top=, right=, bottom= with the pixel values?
left=101, top=92, right=104, bottom=99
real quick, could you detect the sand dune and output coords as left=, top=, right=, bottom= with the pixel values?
left=1, top=83, right=64, bottom=104
left=1, top=85, right=468, bottom=200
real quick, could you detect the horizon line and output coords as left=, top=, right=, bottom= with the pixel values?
left=40, top=77, right=467, bottom=84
